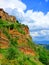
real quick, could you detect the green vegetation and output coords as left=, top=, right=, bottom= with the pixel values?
left=0, top=19, right=49, bottom=65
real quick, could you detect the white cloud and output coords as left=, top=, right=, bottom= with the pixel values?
left=30, top=32, right=39, bottom=37
left=0, top=0, right=49, bottom=43
left=5, top=8, right=49, bottom=41
left=1, top=0, right=49, bottom=30
left=41, top=30, right=49, bottom=35
left=30, top=29, right=49, bottom=41
left=25, top=10, right=49, bottom=29
left=0, top=0, right=26, bottom=10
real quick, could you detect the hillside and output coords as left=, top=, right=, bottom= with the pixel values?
left=39, top=44, right=49, bottom=50
left=0, top=9, right=49, bottom=65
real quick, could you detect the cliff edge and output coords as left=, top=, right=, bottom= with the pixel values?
left=0, top=9, right=49, bottom=65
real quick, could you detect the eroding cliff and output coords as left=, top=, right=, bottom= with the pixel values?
left=0, top=8, right=16, bottom=22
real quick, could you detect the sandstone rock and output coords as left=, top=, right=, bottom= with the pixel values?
left=0, top=8, right=16, bottom=22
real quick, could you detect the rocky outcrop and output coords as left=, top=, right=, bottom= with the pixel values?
left=19, top=47, right=35, bottom=56
left=22, top=26, right=29, bottom=34
left=0, top=9, right=35, bottom=56
left=0, top=31, right=9, bottom=49
left=0, top=8, right=16, bottom=22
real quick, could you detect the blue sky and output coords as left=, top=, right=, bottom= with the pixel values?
left=0, top=0, right=49, bottom=44
left=22, top=0, right=49, bottom=14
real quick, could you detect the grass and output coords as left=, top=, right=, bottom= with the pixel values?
left=0, top=19, right=49, bottom=65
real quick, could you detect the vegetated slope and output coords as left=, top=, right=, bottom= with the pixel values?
left=0, top=15, right=49, bottom=65
left=39, top=44, right=49, bottom=50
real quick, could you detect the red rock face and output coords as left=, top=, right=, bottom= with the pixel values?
left=19, top=47, right=35, bottom=56
left=0, top=54, right=3, bottom=59
left=0, top=32, right=9, bottom=49
left=0, top=8, right=16, bottom=22
left=0, top=9, right=35, bottom=56
left=23, top=26, right=29, bottom=34
left=0, top=28, right=35, bottom=56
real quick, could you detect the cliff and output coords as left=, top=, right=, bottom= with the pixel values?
left=0, top=9, right=34, bottom=56
left=0, top=9, right=49, bottom=65
left=0, top=8, right=16, bottom=22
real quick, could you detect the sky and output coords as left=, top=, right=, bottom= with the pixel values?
left=0, top=0, right=49, bottom=44
left=22, top=0, right=49, bottom=14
